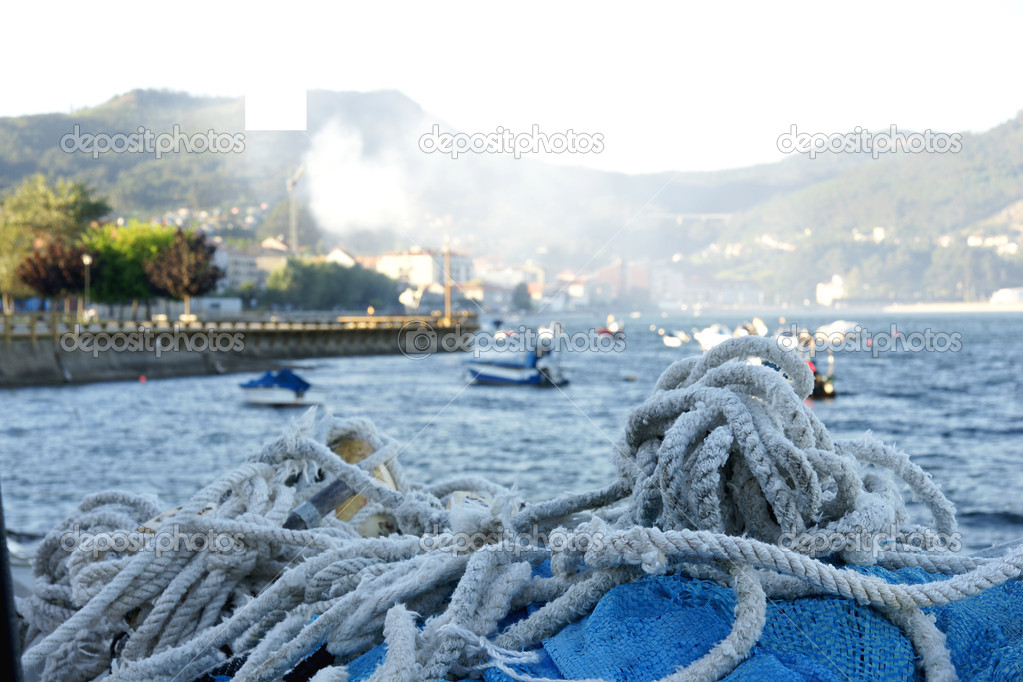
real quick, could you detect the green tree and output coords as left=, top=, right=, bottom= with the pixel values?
left=512, top=282, right=532, bottom=311
left=83, top=221, right=177, bottom=316
left=0, top=174, right=109, bottom=312
left=262, top=259, right=397, bottom=310
left=144, top=229, right=224, bottom=316
left=0, top=174, right=109, bottom=239
left=0, top=213, right=35, bottom=312
left=16, top=240, right=97, bottom=312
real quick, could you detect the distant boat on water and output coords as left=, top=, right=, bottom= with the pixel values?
left=658, top=328, right=691, bottom=348
left=597, top=314, right=625, bottom=339
left=806, top=351, right=836, bottom=398
left=692, top=323, right=733, bottom=351
left=240, top=369, right=326, bottom=406
left=815, top=320, right=860, bottom=341
left=465, top=326, right=568, bottom=386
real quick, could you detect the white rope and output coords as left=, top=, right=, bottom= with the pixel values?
left=18, top=337, right=1014, bottom=682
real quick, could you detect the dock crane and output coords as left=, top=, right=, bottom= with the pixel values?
left=286, top=164, right=305, bottom=254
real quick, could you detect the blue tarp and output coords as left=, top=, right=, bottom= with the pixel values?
left=342, top=562, right=1023, bottom=681
left=239, top=369, right=311, bottom=393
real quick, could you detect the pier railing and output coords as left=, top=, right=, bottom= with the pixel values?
left=0, top=311, right=477, bottom=346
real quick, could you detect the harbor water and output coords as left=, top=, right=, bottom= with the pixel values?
left=1, top=312, right=1021, bottom=553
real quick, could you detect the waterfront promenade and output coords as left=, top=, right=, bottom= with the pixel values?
left=0, top=311, right=478, bottom=386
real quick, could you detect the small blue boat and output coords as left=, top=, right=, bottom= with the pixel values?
left=240, top=369, right=326, bottom=406
left=464, top=332, right=568, bottom=387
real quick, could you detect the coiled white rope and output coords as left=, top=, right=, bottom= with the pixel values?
left=16, top=336, right=1010, bottom=681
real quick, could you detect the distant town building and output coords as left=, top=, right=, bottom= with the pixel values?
left=212, top=240, right=262, bottom=291
left=260, top=236, right=290, bottom=252
left=255, top=238, right=291, bottom=277
left=650, top=265, right=763, bottom=309
left=461, top=281, right=513, bottom=310
left=541, top=272, right=590, bottom=311
left=375, top=247, right=473, bottom=287
left=356, top=256, right=379, bottom=271
left=990, top=287, right=1023, bottom=304
left=325, top=247, right=357, bottom=268
left=472, top=259, right=546, bottom=289
left=588, top=259, right=651, bottom=302
left=968, top=234, right=1019, bottom=256
left=816, top=275, right=846, bottom=306
left=220, top=250, right=260, bottom=291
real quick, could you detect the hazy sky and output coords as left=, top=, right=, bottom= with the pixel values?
left=5, top=0, right=1022, bottom=174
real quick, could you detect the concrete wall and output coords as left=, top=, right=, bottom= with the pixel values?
left=0, top=322, right=473, bottom=387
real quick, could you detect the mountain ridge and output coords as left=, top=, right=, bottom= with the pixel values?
left=2, top=88, right=1021, bottom=302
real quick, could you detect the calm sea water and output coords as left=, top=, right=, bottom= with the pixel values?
left=1, top=312, right=1021, bottom=553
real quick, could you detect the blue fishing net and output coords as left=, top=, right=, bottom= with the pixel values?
left=340, top=564, right=1023, bottom=681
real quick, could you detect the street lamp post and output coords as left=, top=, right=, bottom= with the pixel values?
left=82, top=253, right=92, bottom=321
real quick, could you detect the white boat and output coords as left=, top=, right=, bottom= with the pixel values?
left=659, top=328, right=691, bottom=348
left=816, top=320, right=860, bottom=341
left=465, top=329, right=568, bottom=386
left=240, top=369, right=327, bottom=406
left=598, top=314, right=625, bottom=339
left=692, top=323, right=733, bottom=351
left=736, top=317, right=770, bottom=338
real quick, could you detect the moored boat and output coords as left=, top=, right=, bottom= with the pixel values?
left=692, top=323, right=732, bottom=350
left=659, top=328, right=691, bottom=347
left=597, top=314, right=625, bottom=339
left=465, top=328, right=568, bottom=386
left=240, top=369, right=327, bottom=406
left=806, top=350, right=836, bottom=398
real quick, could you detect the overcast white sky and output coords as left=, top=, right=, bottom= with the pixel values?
left=4, top=0, right=1021, bottom=174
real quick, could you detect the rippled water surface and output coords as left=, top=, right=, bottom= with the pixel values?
left=2, top=312, right=1021, bottom=553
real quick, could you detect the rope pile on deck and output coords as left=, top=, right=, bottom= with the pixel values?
left=18, top=336, right=1022, bottom=681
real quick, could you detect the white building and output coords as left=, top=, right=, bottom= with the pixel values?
left=326, top=247, right=357, bottom=268
left=816, top=275, right=846, bottom=307
left=213, top=241, right=262, bottom=291
left=375, top=247, right=473, bottom=287
left=472, top=259, right=546, bottom=289
left=990, top=287, right=1023, bottom=304
left=461, top=281, right=513, bottom=310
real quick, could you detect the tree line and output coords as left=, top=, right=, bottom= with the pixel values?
left=259, top=260, right=398, bottom=311
left=0, top=174, right=401, bottom=317
left=1, top=174, right=223, bottom=316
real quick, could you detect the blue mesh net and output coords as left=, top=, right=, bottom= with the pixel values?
left=341, top=564, right=1023, bottom=681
